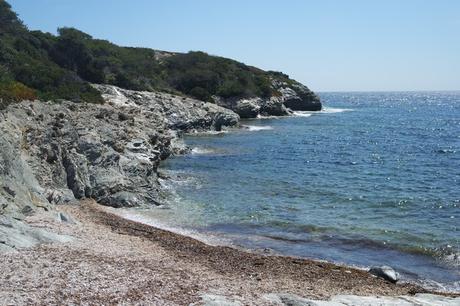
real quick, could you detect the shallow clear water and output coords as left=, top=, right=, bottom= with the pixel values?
left=143, top=92, right=460, bottom=290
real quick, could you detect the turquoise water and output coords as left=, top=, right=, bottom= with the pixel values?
left=153, top=92, right=459, bottom=290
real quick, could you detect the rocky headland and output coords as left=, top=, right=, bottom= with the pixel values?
left=214, top=78, right=322, bottom=118
left=0, top=79, right=325, bottom=251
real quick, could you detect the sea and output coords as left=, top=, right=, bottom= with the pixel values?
left=123, top=92, right=460, bottom=292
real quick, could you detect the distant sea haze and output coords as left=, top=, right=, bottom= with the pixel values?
left=132, top=91, right=460, bottom=292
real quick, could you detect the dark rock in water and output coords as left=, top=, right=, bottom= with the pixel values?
left=215, top=97, right=261, bottom=119
left=260, top=99, right=290, bottom=116
left=273, top=79, right=322, bottom=112
left=280, top=85, right=322, bottom=111
left=283, top=95, right=321, bottom=111
left=213, top=112, right=238, bottom=131
left=237, top=102, right=260, bottom=118
left=369, top=266, right=399, bottom=283
left=213, top=79, right=321, bottom=118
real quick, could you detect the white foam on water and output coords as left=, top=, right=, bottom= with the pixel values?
left=321, top=107, right=353, bottom=113
left=191, top=147, right=216, bottom=154
left=442, top=251, right=460, bottom=269
left=242, top=125, right=273, bottom=131
left=292, top=111, right=313, bottom=118
left=256, top=114, right=281, bottom=119
left=292, top=107, right=352, bottom=117
left=191, top=130, right=228, bottom=136
left=114, top=208, right=233, bottom=247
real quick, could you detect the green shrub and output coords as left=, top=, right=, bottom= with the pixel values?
left=0, top=80, right=37, bottom=109
left=0, top=0, right=312, bottom=105
left=189, top=86, right=212, bottom=102
left=164, top=51, right=274, bottom=99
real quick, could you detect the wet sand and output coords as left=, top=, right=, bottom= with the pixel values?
left=1, top=199, right=453, bottom=305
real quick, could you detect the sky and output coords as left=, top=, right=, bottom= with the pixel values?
left=8, top=0, right=460, bottom=92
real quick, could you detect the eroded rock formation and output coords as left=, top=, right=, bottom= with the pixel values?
left=0, top=85, right=239, bottom=250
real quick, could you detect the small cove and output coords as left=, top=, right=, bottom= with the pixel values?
left=129, top=91, right=460, bottom=292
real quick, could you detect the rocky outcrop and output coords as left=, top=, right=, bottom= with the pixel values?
left=0, top=84, right=239, bottom=250
left=271, top=78, right=321, bottom=111
left=214, top=78, right=321, bottom=118
left=94, top=85, right=239, bottom=131
left=0, top=79, right=315, bottom=251
left=277, top=83, right=322, bottom=111
left=214, top=96, right=263, bottom=118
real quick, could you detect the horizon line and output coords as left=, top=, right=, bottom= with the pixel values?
left=316, top=89, right=460, bottom=93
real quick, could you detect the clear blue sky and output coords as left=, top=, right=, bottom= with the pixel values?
left=8, top=0, right=460, bottom=92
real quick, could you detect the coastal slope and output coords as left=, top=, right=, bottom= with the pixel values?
left=0, top=0, right=321, bottom=117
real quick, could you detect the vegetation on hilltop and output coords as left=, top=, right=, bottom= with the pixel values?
left=0, top=0, right=313, bottom=109
left=0, top=1, right=103, bottom=108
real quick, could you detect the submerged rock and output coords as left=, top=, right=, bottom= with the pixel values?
left=369, top=265, right=399, bottom=283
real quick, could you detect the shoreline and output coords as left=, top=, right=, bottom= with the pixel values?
left=158, top=112, right=460, bottom=295
left=2, top=200, right=459, bottom=305
left=109, top=206, right=460, bottom=293
left=79, top=202, right=460, bottom=299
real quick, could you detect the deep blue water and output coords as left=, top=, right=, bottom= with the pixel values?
left=147, top=92, right=459, bottom=290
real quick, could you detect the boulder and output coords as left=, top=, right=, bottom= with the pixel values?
left=234, top=98, right=261, bottom=118
left=369, top=265, right=399, bottom=283
left=213, top=112, right=239, bottom=131
left=279, top=85, right=322, bottom=111
left=260, top=98, right=290, bottom=116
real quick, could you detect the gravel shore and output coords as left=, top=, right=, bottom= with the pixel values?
left=1, top=200, right=454, bottom=305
